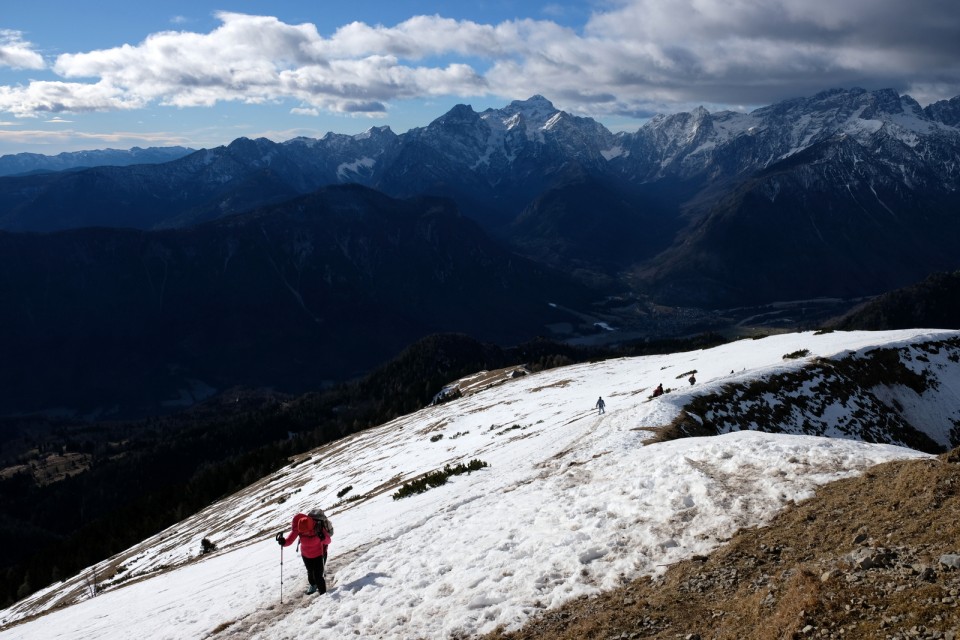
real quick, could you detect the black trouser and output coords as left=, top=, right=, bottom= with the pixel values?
left=302, top=554, right=327, bottom=593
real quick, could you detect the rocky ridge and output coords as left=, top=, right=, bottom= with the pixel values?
left=0, top=146, right=194, bottom=177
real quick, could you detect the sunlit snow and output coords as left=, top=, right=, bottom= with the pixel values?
left=2, top=329, right=957, bottom=640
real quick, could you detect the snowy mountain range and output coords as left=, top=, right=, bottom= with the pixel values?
left=0, top=87, right=957, bottom=307
left=1, top=87, right=959, bottom=418
left=2, top=328, right=958, bottom=639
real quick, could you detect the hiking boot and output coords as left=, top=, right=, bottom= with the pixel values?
left=305, top=585, right=317, bottom=595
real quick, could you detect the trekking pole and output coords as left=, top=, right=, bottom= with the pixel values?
left=280, top=545, right=284, bottom=604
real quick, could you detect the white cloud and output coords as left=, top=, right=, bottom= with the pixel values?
left=0, top=29, right=45, bottom=70
left=290, top=107, right=320, bottom=116
left=53, top=13, right=328, bottom=106
left=318, top=15, right=546, bottom=60
left=1, top=3, right=958, bottom=122
left=0, top=80, right=145, bottom=116
left=0, top=127, right=190, bottom=149
left=279, top=57, right=486, bottom=110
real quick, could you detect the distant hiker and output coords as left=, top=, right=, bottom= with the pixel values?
left=595, top=396, right=606, bottom=415
left=688, top=374, right=696, bottom=386
left=652, top=383, right=664, bottom=398
left=276, top=510, right=332, bottom=595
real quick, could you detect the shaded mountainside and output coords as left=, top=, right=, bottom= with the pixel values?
left=832, top=270, right=960, bottom=331
left=635, top=137, right=960, bottom=307
left=0, top=149, right=303, bottom=232
left=0, top=184, right=595, bottom=417
left=0, top=89, right=958, bottom=309
left=508, top=175, right=688, bottom=278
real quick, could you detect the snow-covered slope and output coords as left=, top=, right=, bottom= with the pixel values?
left=2, top=329, right=958, bottom=639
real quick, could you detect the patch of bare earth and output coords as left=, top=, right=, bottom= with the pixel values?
left=483, top=448, right=960, bottom=640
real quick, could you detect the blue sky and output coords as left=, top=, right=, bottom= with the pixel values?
left=1, top=0, right=958, bottom=155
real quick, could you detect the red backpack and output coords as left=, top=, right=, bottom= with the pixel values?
left=295, top=510, right=333, bottom=537
left=296, top=513, right=318, bottom=537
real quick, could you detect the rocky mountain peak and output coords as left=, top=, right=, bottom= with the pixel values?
left=357, top=125, right=395, bottom=140
left=487, top=95, right=560, bottom=130
left=225, top=136, right=278, bottom=160
left=432, top=103, right=482, bottom=127
left=508, top=94, right=556, bottom=111
left=924, top=95, right=960, bottom=126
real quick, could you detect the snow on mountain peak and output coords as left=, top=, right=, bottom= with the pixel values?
left=3, top=329, right=957, bottom=640
left=355, top=125, right=393, bottom=140
left=691, top=105, right=710, bottom=119
left=543, top=112, right=565, bottom=130
left=503, top=112, right=522, bottom=130
left=627, top=86, right=960, bottom=181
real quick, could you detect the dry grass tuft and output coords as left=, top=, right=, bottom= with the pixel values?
left=762, top=568, right=822, bottom=639
left=643, top=410, right=717, bottom=445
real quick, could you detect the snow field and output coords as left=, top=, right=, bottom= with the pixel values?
left=2, top=329, right=956, bottom=640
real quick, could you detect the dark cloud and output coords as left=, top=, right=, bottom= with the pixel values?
left=341, top=100, right=387, bottom=113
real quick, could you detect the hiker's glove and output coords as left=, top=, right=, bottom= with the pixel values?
left=275, top=532, right=284, bottom=546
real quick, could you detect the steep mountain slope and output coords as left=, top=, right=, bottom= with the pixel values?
left=372, top=96, right=619, bottom=227
left=0, top=185, right=593, bottom=417
left=624, top=89, right=960, bottom=306
left=925, top=95, right=960, bottom=127
left=1, top=329, right=957, bottom=639
left=832, top=270, right=960, bottom=331
left=507, top=176, right=682, bottom=275
left=637, top=136, right=960, bottom=306
left=0, top=332, right=618, bottom=609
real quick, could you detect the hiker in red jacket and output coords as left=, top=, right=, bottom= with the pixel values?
left=276, top=511, right=332, bottom=595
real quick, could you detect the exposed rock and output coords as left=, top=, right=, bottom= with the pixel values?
left=848, top=547, right=896, bottom=570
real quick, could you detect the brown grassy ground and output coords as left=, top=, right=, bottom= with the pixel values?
left=482, top=448, right=960, bottom=640
left=0, top=451, right=92, bottom=485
